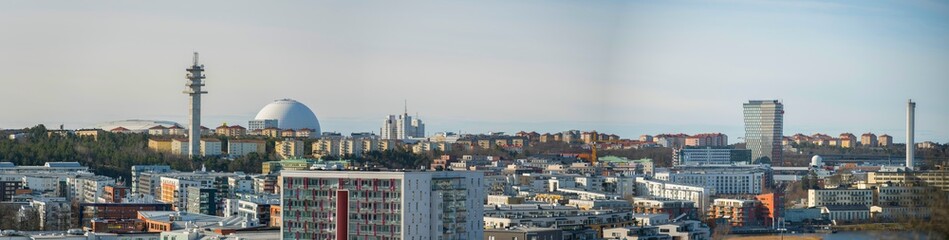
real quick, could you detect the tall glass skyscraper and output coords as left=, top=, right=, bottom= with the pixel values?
left=743, top=100, right=784, bottom=165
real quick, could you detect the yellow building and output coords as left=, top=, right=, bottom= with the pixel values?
left=860, top=133, right=878, bottom=147
left=76, top=129, right=103, bottom=140
left=148, top=139, right=173, bottom=153
left=868, top=169, right=949, bottom=192
left=276, top=139, right=305, bottom=160
left=839, top=133, right=857, bottom=148
left=878, top=134, right=893, bottom=147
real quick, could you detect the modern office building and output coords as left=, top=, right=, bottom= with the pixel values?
left=675, top=147, right=751, bottom=166
left=280, top=170, right=485, bottom=240
left=743, top=100, right=784, bottom=165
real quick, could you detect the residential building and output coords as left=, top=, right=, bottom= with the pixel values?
left=215, top=124, right=247, bottom=137
left=807, top=188, right=873, bottom=208
left=170, top=138, right=189, bottom=156
left=839, top=133, right=857, bottom=148
left=685, top=133, right=727, bottom=147
left=630, top=197, right=698, bottom=220
left=75, top=129, right=104, bottom=139
left=860, top=133, right=878, bottom=147
left=248, top=119, right=278, bottom=132
left=228, top=139, right=266, bottom=157
left=101, top=185, right=130, bottom=203
left=743, top=100, right=784, bottom=165
left=200, top=138, right=223, bottom=156
left=275, top=139, right=305, bottom=160
left=261, top=158, right=317, bottom=175
left=820, top=205, right=870, bottom=223
left=868, top=169, right=949, bottom=192
left=69, top=175, right=115, bottom=203
left=79, top=202, right=172, bottom=232
left=878, top=134, right=893, bottom=147
left=603, top=226, right=670, bottom=240
left=656, top=220, right=710, bottom=240
left=707, top=199, right=763, bottom=227
left=147, top=139, right=172, bottom=153
left=635, top=177, right=710, bottom=212
left=655, top=165, right=769, bottom=195
left=28, top=197, right=73, bottom=231
left=484, top=227, right=563, bottom=240
left=281, top=170, right=485, bottom=240
left=484, top=204, right=636, bottom=237
left=380, top=112, right=425, bottom=140
left=223, top=194, right=280, bottom=227
left=186, top=187, right=218, bottom=215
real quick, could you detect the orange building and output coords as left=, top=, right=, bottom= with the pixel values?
left=270, top=205, right=282, bottom=227
left=755, top=193, right=782, bottom=227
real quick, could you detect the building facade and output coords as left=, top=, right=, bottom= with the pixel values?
left=743, top=100, right=783, bottom=165
left=281, top=170, right=485, bottom=240
left=380, top=113, right=425, bottom=140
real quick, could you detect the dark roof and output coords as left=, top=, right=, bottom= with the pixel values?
left=823, top=204, right=869, bottom=211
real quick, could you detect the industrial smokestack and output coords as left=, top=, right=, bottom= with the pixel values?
left=906, top=99, right=915, bottom=170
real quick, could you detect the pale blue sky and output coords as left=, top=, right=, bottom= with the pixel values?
left=1, top=0, right=946, bottom=143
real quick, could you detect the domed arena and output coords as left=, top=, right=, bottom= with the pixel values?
left=253, top=99, right=321, bottom=135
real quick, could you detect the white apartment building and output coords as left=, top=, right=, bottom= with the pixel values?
left=381, top=113, right=425, bottom=140
left=655, top=171, right=764, bottom=195
left=200, top=139, right=223, bottom=156
left=68, top=175, right=115, bottom=203
left=281, top=170, right=485, bottom=240
left=228, top=140, right=264, bottom=157
left=807, top=188, right=873, bottom=208
left=635, top=177, right=710, bottom=212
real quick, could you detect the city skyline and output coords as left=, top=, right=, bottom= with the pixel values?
left=1, top=1, right=947, bottom=143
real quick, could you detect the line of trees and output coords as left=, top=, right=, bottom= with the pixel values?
left=0, top=125, right=277, bottom=183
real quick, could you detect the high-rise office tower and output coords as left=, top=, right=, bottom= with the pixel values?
left=743, top=100, right=784, bottom=165
left=281, top=170, right=485, bottom=240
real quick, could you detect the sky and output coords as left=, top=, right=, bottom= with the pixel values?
left=1, top=0, right=947, bottom=143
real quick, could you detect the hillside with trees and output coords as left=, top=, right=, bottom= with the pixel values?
left=0, top=125, right=275, bottom=182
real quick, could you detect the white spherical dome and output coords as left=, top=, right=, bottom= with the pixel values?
left=811, top=155, right=823, bottom=167
left=254, top=99, right=321, bottom=133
